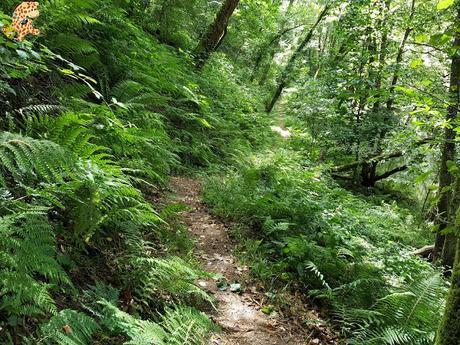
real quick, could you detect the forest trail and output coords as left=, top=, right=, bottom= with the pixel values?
left=169, top=177, right=335, bottom=345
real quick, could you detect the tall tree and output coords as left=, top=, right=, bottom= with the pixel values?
left=436, top=200, right=460, bottom=344
left=386, top=0, right=417, bottom=110
left=251, top=0, right=296, bottom=83
left=265, top=3, right=330, bottom=113
left=194, top=0, right=240, bottom=69
left=433, top=2, right=460, bottom=267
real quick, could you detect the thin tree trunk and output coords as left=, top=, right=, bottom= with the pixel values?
left=433, top=5, right=460, bottom=267
left=250, top=49, right=265, bottom=82
left=253, top=0, right=296, bottom=83
left=361, top=0, right=392, bottom=184
left=194, top=0, right=240, bottom=69
left=386, top=0, right=416, bottom=110
left=372, top=0, right=391, bottom=112
left=265, top=3, right=330, bottom=112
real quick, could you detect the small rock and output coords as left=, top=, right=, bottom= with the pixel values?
left=230, top=283, right=241, bottom=293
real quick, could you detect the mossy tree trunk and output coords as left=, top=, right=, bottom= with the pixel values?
left=433, top=3, right=460, bottom=267
left=435, top=4, right=460, bottom=344
left=436, top=238, right=460, bottom=345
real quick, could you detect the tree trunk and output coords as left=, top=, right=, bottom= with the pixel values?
left=266, top=4, right=330, bottom=112
left=433, top=6, right=460, bottom=266
left=194, top=0, right=240, bottom=69
left=442, top=178, right=460, bottom=267
left=367, top=0, right=392, bottom=179
left=386, top=0, right=416, bottom=110
left=371, top=0, right=391, bottom=113
left=435, top=238, right=460, bottom=345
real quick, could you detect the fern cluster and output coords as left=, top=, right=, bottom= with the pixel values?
left=0, top=106, right=214, bottom=342
left=30, top=291, right=215, bottom=345
left=0, top=213, right=69, bottom=319
left=125, top=256, right=213, bottom=305
left=349, top=273, right=446, bottom=345
left=0, top=24, right=215, bottom=345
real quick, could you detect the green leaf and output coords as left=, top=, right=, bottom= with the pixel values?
left=415, top=34, right=429, bottom=43
left=437, top=0, right=455, bottom=10
left=430, top=33, right=452, bottom=46
left=395, top=86, right=416, bottom=96
left=197, top=118, right=213, bottom=128
left=415, top=171, right=432, bottom=183
left=59, top=68, right=75, bottom=75
left=446, top=160, right=459, bottom=174
left=409, top=59, right=423, bottom=68
left=261, top=306, right=274, bottom=315
left=15, top=49, right=28, bottom=59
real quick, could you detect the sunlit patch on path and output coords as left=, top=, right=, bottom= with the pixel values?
left=271, top=125, right=291, bottom=138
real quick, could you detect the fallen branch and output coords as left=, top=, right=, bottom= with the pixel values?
left=333, top=151, right=403, bottom=173
left=332, top=137, right=434, bottom=173
left=374, top=165, right=408, bottom=182
left=410, top=245, right=434, bottom=260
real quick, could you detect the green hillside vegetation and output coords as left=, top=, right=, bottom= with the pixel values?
left=0, top=0, right=459, bottom=344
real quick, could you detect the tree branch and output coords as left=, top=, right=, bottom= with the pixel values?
left=374, top=165, right=408, bottom=182
left=332, top=137, right=434, bottom=172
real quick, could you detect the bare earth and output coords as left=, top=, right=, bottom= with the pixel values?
left=169, top=177, right=337, bottom=345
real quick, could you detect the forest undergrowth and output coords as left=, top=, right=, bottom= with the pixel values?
left=0, top=0, right=459, bottom=344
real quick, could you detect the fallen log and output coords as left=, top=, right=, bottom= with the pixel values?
left=410, top=244, right=435, bottom=260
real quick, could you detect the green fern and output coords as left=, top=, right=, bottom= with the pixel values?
left=99, top=300, right=215, bottom=345
left=99, top=300, right=166, bottom=345
left=0, top=214, right=69, bottom=319
left=0, top=132, right=71, bottom=184
left=125, top=256, right=213, bottom=305
left=304, top=261, right=332, bottom=290
left=40, top=309, right=100, bottom=345
left=350, top=273, right=447, bottom=345
left=161, top=306, right=217, bottom=345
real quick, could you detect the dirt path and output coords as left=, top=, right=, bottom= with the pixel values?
left=169, top=177, right=335, bottom=345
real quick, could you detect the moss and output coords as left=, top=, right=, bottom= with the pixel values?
left=436, top=240, right=460, bottom=345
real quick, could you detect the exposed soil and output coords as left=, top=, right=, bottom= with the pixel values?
left=168, top=177, right=338, bottom=345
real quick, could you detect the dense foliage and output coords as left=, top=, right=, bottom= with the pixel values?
left=0, top=0, right=459, bottom=344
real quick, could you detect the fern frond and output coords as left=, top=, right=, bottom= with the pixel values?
left=17, top=104, right=64, bottom=117
left=40, top=309, right=100, bottom=345
left=350, top=273, right=446, bottom=345
left=99, top=300, right=166, bottom=345
left=161, top=306, right=217, bottom=345
left=305, top=261, right=331, bottom=290
left=0, top=214, right=69, bottom=318
left=0, top=132, right=71, bottom=183
left=126, top=256, right=212, bottom=304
